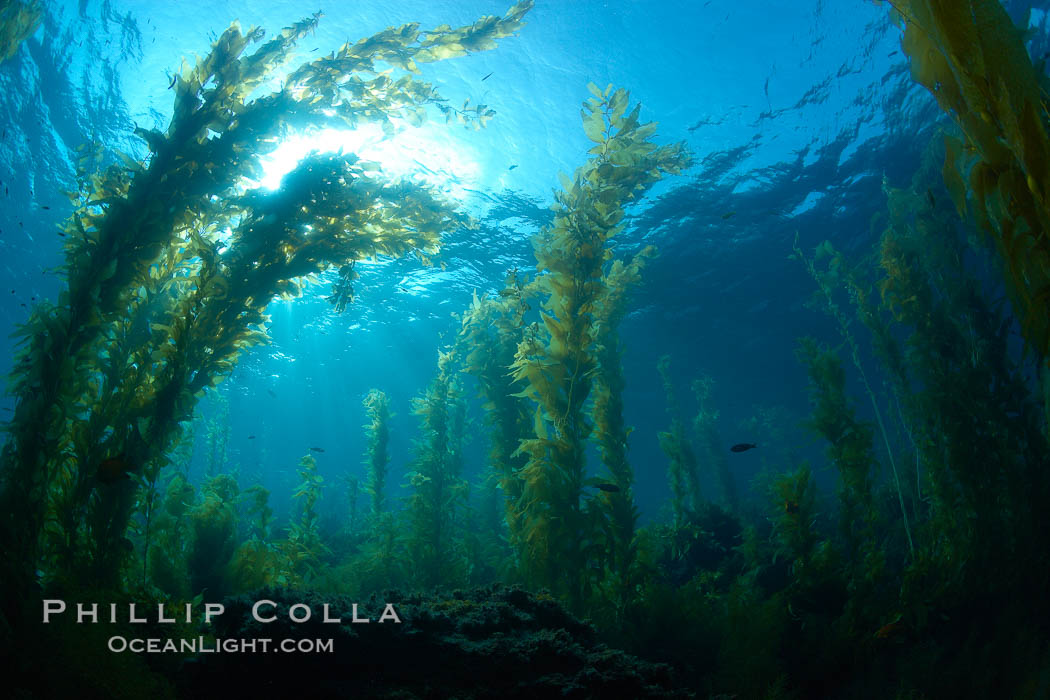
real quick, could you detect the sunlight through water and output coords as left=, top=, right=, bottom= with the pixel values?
left=255, top=122, right=480, bottom=201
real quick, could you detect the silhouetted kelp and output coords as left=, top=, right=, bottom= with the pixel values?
left=0, top=0, right=533, bottom=656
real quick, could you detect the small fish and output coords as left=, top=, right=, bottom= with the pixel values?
left=247, top=435, right=256, bottom=440
left=721, top=211, right=737, bottom=220
left=594, top=482, right=620, bottom=493
left=783, top=499, right=799, bottom=516
left=508, top=164, right=517, bottom=170
left=310, top=47, right=319, bottom=52
left=310, top=447, right=325, bottom=453
left=874, top=615, right=903, bottom=639
left=730, top=443, right=757, bottom=453
left=267, top=389, right=277, bottom=399
left=40, top=205, right=49, bottom=210
left=925, top=188, right=936, bottom=207
left=98, top=455, right=135, bottom=484
left=167, top=74, right=177, bottom=89
left=481, top=71, right=493, bottom=81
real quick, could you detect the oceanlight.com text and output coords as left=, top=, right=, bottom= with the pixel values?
left=107, top=636, right=335, bottom=654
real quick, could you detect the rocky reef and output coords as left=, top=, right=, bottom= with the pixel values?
left=179, top=585, right=688, bottom=699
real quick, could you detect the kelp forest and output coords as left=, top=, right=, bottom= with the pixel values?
left=3, top=0, right=1050, bottom=698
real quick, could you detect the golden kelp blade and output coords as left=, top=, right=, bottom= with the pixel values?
left=893, top=0, right=1050, bottom=361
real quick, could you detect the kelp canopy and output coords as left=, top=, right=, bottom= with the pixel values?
left=0, top=0, right=533, bottom=629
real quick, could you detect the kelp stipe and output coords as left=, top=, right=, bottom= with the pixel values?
left=362, top=389, right=392, bottom=519
left=457, top=270, right=533, bottom=568
left=279, top=454, right=326, bottom=587
left=509, top=85, right=689, bottom=608
left=187, top=474, right=239, bottom=601
left=591, top=251, right=651, bottom=620
left=793, top=237, right=914, bottom=558
left=795, top=338, right=879, bottom=573
left=691, top=375, right=738, bottom=514
left=203, top=395, right=231, bottom=478
left=228, top=484, right=281, bottom=591
left=657, top=355, right=702, bottom=528
left=406, top=350, right=469, bottom=589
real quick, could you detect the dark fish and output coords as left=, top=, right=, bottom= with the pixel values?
left=310, top=47, right=319, bottom=52
left=167, top=74, right=177, bottom=89
left=247, top=435, right=256, bottom=440
left=98, top=455, right=135, bottom=484
left=730, top=443, right=757, bottom=453
left=594, top=482, right=620, bottom=493
left=508, top=164, right=517, bottom=170
left=721, top=211, right=736, bottom=220
left=40, top=205, right=49, bottom=210
left=310, top=447, right=325, bottom=453
left=267, top=389, right=277, bottom=398
left=481, top=71, right=493, bottom=81
left=783, top=499, right=799, bottom=516
left=925, top=188, right=936, bottom=207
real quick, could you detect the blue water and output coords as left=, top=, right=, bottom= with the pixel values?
left=1, top=0, right=1046, bottom=524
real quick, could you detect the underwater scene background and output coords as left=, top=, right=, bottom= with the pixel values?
left=3, top=0, right=1050, bottom=697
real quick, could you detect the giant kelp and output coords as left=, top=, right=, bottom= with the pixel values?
left=187, top=474, right=239, bottom=601
left=0, top=1, right=533, bottom=638
left=405, top=350, right=470, bottom=589
left=690, top=375, right=738, bottom=514
left=794, top=236, right=914, bottom=558
left=657, top=355, right=702, bottom=528
left=281, top=454, right=326, bottom=587
left=872, top=165, right=1050, bottom=599
left=795, top=337, right=880, bottom=574
left=457, top=271, right=533, bottom=561
left=362, top=388, right=391, bottom=518
left=591, top=251, right=651, bottom=618
left=890, top=0, right=1050, bottom=363
left=510, top=85, right=689, bottom=607
left=0, top=0, right=40, bottom=62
